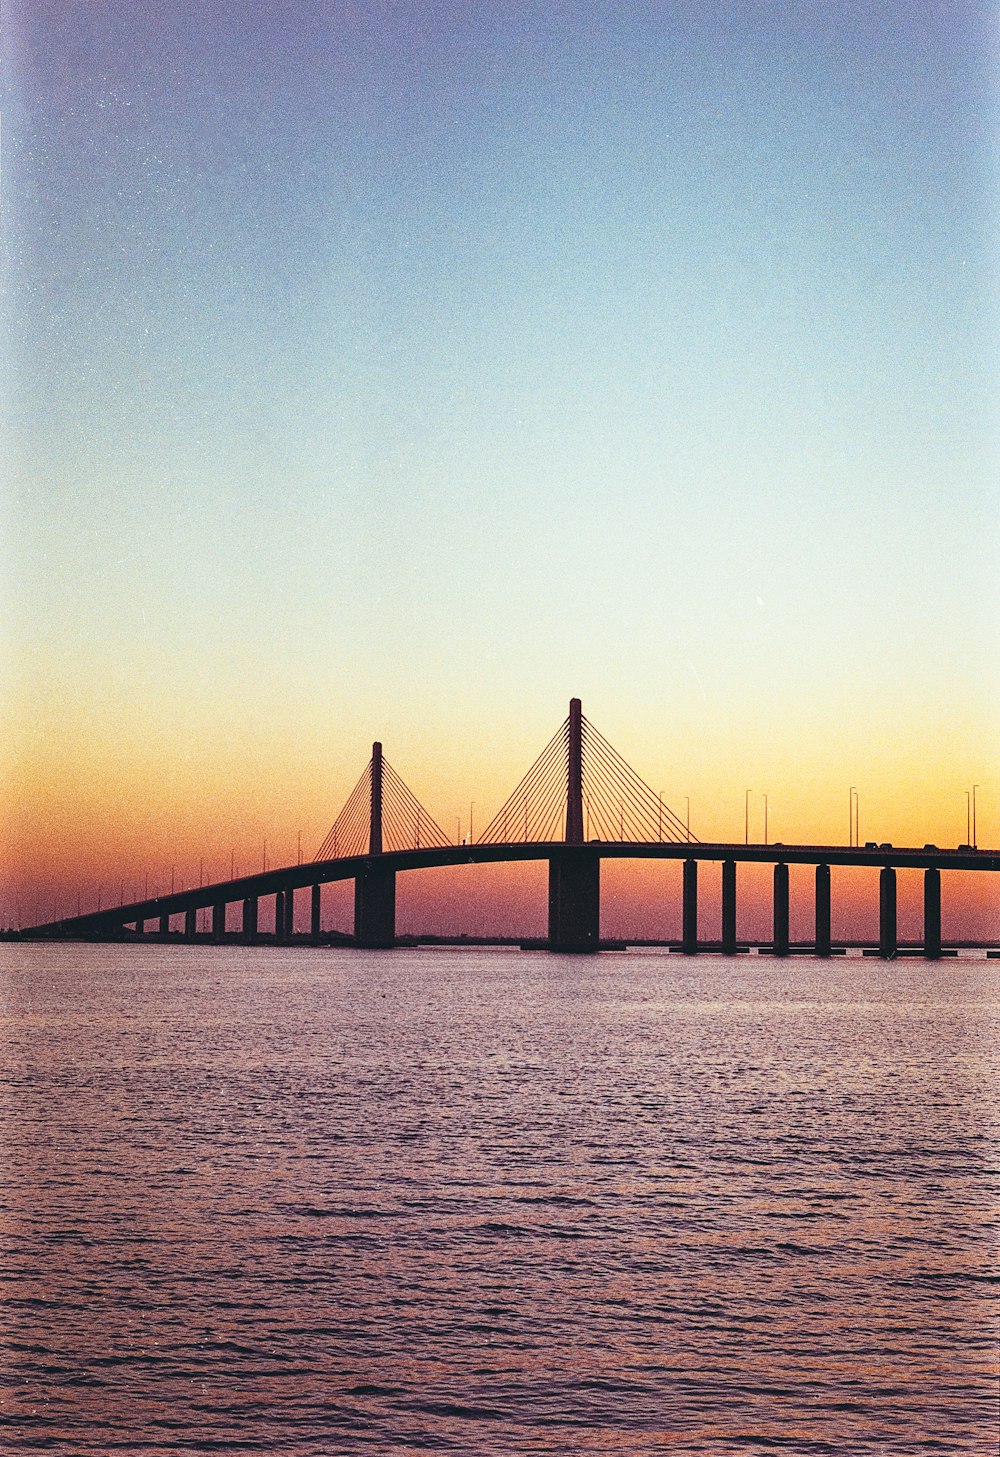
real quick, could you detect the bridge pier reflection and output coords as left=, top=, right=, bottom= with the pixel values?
left=815, top=863, right=831, bottom=957
left=548, top=851, right=600, bottom=953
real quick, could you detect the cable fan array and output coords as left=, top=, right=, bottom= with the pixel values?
left=314, top=754, right=450, bottom=860
left=580, top=716, right=693, bottom=842
left=476, top=711, right=696, bottom=845
left=476, top=720, right=571, bottom=844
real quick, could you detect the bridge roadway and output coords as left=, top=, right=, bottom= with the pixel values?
left=28, top=840, right=1000, bottom=958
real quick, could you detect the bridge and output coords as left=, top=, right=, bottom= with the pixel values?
left=23, top=700, right=999, bottom=958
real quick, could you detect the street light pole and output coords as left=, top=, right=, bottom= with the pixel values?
left=972, top=785, right=979, bottom=849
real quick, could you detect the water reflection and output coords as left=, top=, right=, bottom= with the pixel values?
left=1, top=945, right=997, bottom=1453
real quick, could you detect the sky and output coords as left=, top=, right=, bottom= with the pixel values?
left=3, top=1, right=998, bottom=936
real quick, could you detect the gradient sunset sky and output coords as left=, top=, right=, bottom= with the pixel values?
left=4, top=2, right=998, bottom=934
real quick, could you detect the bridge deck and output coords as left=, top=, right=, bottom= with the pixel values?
left=24, top=839, right=1000, bottom=937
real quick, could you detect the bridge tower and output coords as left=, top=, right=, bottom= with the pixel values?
left=369, top=740, right=383, bottom=856
left=354, top=742, right=396, bottom=948
left=548, top=698, right=600, bottom=952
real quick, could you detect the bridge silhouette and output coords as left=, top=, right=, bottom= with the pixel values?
left=25, top=700, right=999, bottom=958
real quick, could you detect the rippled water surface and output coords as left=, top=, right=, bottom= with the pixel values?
left=2, top=944, right=998, bottom=1454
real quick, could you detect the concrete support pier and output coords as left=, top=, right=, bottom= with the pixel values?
left=548, top=851, right=600, bottom=952
left=923, top=867, right=941, bottom=960
left=284, top=888, right=295, bottom=938
left=682, top=858, right=698, bottom=954
left=355, top=867, right=396, bottom=948
left=184, top=908, right=196, bottom=940
left=243, top=896, right=257, bottom=937
left=815, top=863, right=831, bottom=958
left=212, top=903, right=225, bottom=941
left=879, top=867, right=897, bottom=959
left=274, top=890, right=285, bottom=942
left=159, top=913, right=170, bottom=934
left=773, top=863, right=789, bottom=957
left=721, top=859, right=737, bottom=954
left=311, top=883, right=322, bottom=938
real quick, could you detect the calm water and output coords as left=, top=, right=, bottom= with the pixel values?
left=1, top=945, right=998, bottom=1455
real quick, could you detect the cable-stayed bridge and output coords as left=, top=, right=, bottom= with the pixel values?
left=23, top=700, right=999, bottom=958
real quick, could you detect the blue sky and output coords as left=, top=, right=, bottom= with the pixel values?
left=3, top=1, right=998, bottom=912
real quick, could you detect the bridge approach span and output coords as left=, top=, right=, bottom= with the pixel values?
left=29, top=839, right=999, bottom=958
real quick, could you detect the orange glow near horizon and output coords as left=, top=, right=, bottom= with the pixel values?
left=3, top=701, right=997, bottom=937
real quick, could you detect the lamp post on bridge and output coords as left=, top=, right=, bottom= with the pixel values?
left=973, top=785, right=979, bottom=849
